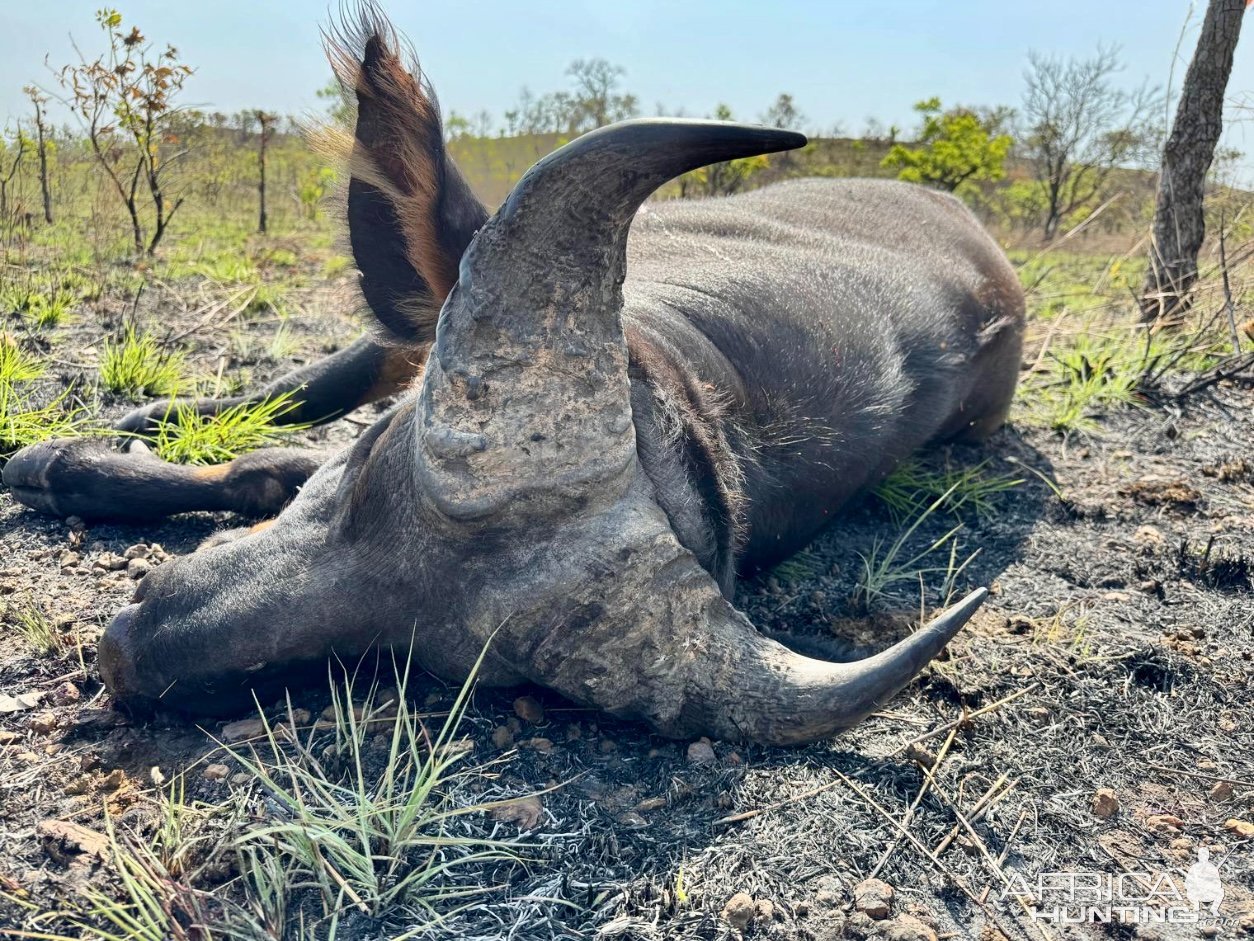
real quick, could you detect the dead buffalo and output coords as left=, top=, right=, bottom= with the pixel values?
left=3, top=10, right=1024, bottom=745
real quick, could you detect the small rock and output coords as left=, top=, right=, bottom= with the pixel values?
left=1137, top=579, right=1162, bottom=594
left=904, top=743, right=937, bottom=769
left=520, top=737, right=553, bottom=754
left=853, top=878, right=894, bottom=919
left=50, top=682, right=81, bottom=706
left=634, top=796, right=667, bottom=813
left=202, top=763, right=230, bottom=781
left=1209, top=780, right=1234, bottom=802
left=1091, top=733, right=1111, bottom=750
left=617, top=811, right=648, bottom=828
left=127, top=558, right=151, bottom=579
left=1091, top=788, right=1120, bottom=818
left=1133, top=525, right=1166, bottom=551
left=754, top=899, right=775, bottom=923
left=687, top=740, right=717, bottom=765
left=123, top=544, right=149, bottom=560
left=221, top=718, right=267, bottom=742
left=1224, top=818, right=1254, bottom=839
left=512, top=696, right=545, bottom=724
left=491, top=725, right=515, bottom=749
left=882, top=914, right=938, bottom=941
left=1146, top=814, right=1183, bottom=833
left=28, top=712, right=58, bottom=734
left=490, top=795, right=544, bottom=829
left=63, top=776, right=93, bottom=796
left=36, top=820, right=108, bottom=860
left=98, top=553, right=127, bottom=571
left=100, top=769, right=126, bottom=791
left=231, top=772, right=252, bottom=787
left=721, top=892, right=756, bottom=932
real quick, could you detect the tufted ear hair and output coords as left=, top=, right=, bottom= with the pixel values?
left=326, top=5, right=489, bottom=344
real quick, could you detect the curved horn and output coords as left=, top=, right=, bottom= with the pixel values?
left=504, top=503, right=985, bottom=746
left=683, top=587, right=987, bottom=745
left=415, top=120, right=806, bottom=521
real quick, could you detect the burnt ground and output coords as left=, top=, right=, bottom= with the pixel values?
left=1, top=279, right=1252, bottom=941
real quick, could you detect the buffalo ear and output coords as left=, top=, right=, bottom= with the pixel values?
left=327, top=10, right=488, bottom=344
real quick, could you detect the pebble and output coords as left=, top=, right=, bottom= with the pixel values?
left=100, top=769, right=126, bottom=791
left=28, top=713, right=58, bottom=734
left=1208, top=780, right=1234, bottom=802
left=1224, top=818, right=1254, bottom=839
left=221, top=718, right=267, bottom=742
left=512, top=695, right=544, bottom=724
left=687, top=739, right=717, bottom=765
left=882, top=914, right=938, bottom=941
left=97, top=553, right=127, bottom=571
left=202, top=763, right=230, bottom=781
left=490, top=795, right=544, bottom=829
left=1146, top=814, right=1183, bottom=832
left=231, top=772, right=252, bottom=787
left=491, top=725, right=515, bottom=749
left=123, top=544, right=149, bottom=560
left=50, top=682, right=80, bottom=706
left=721, top=892, right=756, bottom=931
left=1091, top=788, right=1120, bottom=818
left=853, top=878, right=894, bottom=919
left=127, top=558, right=151, bottom=579
left=520, top=737, right=553, bottom=754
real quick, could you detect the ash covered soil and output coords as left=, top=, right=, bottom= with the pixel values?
left=1, top=280, right=1252, bottom=941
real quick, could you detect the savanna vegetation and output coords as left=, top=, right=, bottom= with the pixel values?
left=0, top=5, right=1251, bottom=940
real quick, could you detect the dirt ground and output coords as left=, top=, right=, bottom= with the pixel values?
left=1, top=275, right=1252, bottom=941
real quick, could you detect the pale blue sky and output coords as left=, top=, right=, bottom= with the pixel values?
left=1, top=1, right=1251, bottom=181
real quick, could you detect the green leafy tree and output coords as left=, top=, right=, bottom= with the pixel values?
left=882, top=98, right=1013, bottom=192
left=58, top=9, right=194, bottom=254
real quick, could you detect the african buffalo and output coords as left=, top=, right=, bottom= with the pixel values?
left=3, top=10, right=1024, bottom=745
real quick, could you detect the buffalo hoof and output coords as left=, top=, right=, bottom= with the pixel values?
left=2, top=437, right=154, bottom=520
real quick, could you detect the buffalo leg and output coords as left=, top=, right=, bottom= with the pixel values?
left=115, top=335, right=424, bottom=435
left=3, top=439, right=326, bottom=521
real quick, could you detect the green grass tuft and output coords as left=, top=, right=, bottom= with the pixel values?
left=99, top=325, right=185, bottom=399
left=0, top=337, right=90, bottom=457
left=875, top=457, right=1023, bottom=520
left=5, top=599, right=64, bottom=656
left=151, top=392, right=308, bottom=465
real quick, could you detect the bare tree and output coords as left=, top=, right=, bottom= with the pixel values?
left=256, top=111, right=277, bottom=234
left=566, top=59, right=638, bottom=130
left=0, top=124, right=31, bottom=219
left=23, top=86, right=53, bottom=224
left=57, top=10, right=193, bottom=254
left=1022, top=45, right=1159, bottom=240
left=1141, top=0, right=1247, bottom=322
left=761, top=93, right=806, bottom=131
